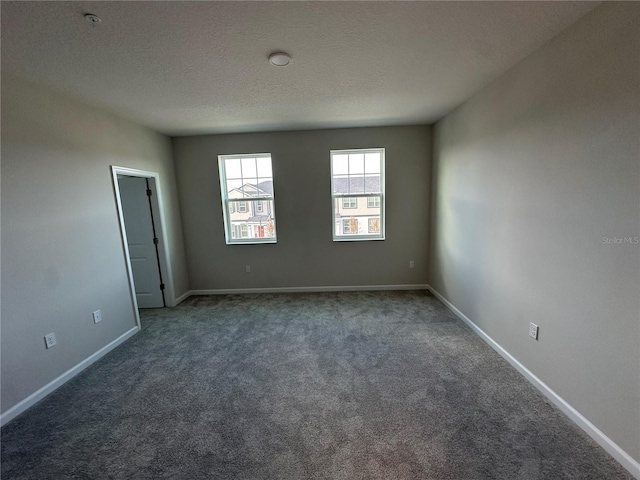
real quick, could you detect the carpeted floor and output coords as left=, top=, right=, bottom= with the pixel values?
left=1, top=291, right=632, bottom=479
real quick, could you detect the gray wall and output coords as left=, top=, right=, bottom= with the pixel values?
left=173, top=126, right=431, bottom=290
left=430, top=3, right=639, bottom=461
left=1, top=74, right=189, bottom=413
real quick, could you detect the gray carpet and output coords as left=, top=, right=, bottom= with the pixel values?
left=1, top=291, right=632, bottom=479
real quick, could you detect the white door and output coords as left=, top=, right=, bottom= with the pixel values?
left=118, top=176, right=165, bottom=308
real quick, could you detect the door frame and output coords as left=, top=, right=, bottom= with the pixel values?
left=111, top=166, right=176, bottom=329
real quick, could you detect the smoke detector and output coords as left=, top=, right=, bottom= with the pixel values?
left=269, top=52, right=291, bottom=67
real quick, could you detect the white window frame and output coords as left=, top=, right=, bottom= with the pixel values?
left=331, top=148, right=385, bottom=241
left=218, top=153, right=277, bottom=244
left=342, top=197, right=357, bottom=209
left=367, top=197, right=380, bottom=208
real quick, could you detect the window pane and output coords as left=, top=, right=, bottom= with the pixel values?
left=349, top=175, right=365, bottom=194
left=333, top=174, right=349, bottom=194
left=225, top=158, right=242, bottom=179
left=227, top=179, right=243, bottom=196
left=241, top=158, right=257, bottom=178
left=256, top=178, right=273, bottom=196
left=348, top=153, right=364, bottom=175
left=332, top=155, right=348, bottom=175
left=334, top=196, right=381, bottom=237
left=256, top=157, right=272, bottom=177
left=364, top=153, right=381, bottom=174
left=229, top=199, right=276, bottom=240
left=242, top=179, right=259, bottom=197
left=365, top=174, right=380, bottom=193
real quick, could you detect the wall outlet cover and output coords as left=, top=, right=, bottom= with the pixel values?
left=44, top=333, right=57, bottom=349
left=93, top=310, right=102, bottom=323
left=529, top=323, right=539, bottom=340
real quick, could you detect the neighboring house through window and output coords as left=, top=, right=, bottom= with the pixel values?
left=232, top=224, right=250, bottom=238
left=218, top=154, right=277, bottom=244
left=342, top=197, right=357, bottom=209
left=343, top=217, right=360, bottom=234
left=331, top=148, right=385, bottom=241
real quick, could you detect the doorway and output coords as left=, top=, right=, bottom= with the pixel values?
left=111, top=167, right=175, bottom=329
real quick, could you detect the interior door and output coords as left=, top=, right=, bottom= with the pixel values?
left=118, top=176, right=165, bottom=308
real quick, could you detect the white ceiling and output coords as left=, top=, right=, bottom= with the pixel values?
left=1, top=1, right=598, bottom=136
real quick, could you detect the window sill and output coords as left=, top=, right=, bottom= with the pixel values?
left=333, top=236, right=385, bottom=242
left=226, top=239, right=277, bottom=245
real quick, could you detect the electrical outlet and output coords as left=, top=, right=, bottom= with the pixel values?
left=245, top=265, right=251, bottom=273
left=93, top=310, right=102, bottom=324
left=409, top=261, right=415, bottom=268
left=44, top=333, right=57, bottom=349
left=529, top=323, right=539, bottom=340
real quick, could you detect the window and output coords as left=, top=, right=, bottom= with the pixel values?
left=232, top=224, right=249, bottom=238
left=331, top=148, right=384, bottom=241
left=342, top=197, right=357, bottom=209
left=343, top=218, right=359, bottom=234
left=218, top=154, right=277, bottom=244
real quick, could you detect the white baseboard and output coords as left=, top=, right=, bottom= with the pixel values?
left=174, top=290, right=192, bottom=305
left=189, top=284, right=428, bottom=296
left=0, top=326, right=139, bottom=427
left=426, top=285, right=640, bottom=479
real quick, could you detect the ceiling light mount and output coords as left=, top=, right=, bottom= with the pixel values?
left=269, top=52, right=291, bottom=67
left=84, top=13, right=102, bottom=25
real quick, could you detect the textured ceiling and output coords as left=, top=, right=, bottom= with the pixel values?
left=1, top=1, right=598, bottom=136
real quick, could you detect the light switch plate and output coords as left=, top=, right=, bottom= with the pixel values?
left=529, top=323, right=539, bottom=340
